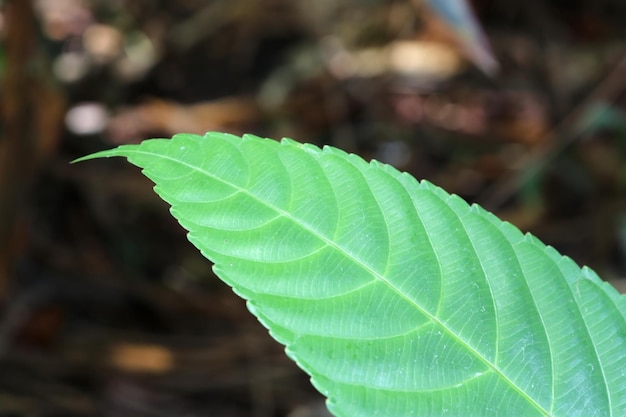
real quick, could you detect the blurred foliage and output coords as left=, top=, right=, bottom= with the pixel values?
left=1, top=0, right=626, bottom=415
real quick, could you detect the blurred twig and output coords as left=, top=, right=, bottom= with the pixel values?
left=479, top=53, right=626, bottom=210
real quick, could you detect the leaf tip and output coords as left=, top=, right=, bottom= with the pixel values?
left=71, top=148, right=126, bottom=164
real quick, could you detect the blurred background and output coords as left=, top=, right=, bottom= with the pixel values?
left=1, top=0, right=626, bottom=415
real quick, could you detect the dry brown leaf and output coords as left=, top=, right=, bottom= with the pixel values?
left=107, top=96, right=262, bottom=144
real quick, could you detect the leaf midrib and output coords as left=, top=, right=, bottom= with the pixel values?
left=124, top=146, right=551, bottom=416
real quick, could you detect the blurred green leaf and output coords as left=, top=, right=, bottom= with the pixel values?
left=576, top=102, right=626, bottom=135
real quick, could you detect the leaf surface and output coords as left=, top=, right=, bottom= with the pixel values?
left=77, top=132, right=626, bottom=417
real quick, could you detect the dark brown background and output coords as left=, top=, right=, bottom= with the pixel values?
left=1, top=0, right=626, bottom=415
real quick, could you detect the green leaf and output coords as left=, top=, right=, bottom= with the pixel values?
left=76, top=132, right=626, bottom=417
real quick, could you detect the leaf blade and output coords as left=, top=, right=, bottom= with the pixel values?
left=82, top=132, right=626, bottom=416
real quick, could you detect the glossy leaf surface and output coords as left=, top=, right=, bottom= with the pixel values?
left=77, top=132, right=626, bottom=417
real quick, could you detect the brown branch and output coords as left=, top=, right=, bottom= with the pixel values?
left=478, top=54, right=626, bottom=210
left=0, top=0, right=66, bottom=304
